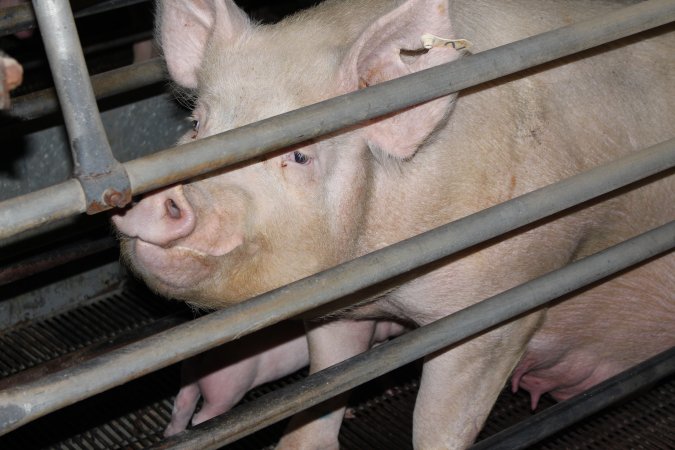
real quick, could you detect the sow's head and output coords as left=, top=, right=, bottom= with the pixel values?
left=112, top=0, right=461, bottom=309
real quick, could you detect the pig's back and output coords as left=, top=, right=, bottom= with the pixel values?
left=384, top=0, right=675, bottom=405
left=474, top=1, right=675, bottom=404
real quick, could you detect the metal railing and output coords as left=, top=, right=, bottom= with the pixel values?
left=0, top=140, right=673, bottom=435
left=0, top=0, right=673, bottom=446
left=1, top=0, right=674, bottom=240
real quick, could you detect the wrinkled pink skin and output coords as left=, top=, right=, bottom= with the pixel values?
left=164, top=320, right=405, bottom=437
left=114, top=0, right=675, bottom=448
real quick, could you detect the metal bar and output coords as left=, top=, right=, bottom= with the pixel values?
left=31, top=0, right=131, bottom=213
left=8, top=57, right=164, bottom=120
left=0, top=179, right=86, bottom=240
left=1, top=0, right=674, bottom=240
left=0, top=235, right=116, bottom=286
left=124, top=0, right=675, bottom=195
left=0, top=138, right=672, bottom=435
left=153, top=222, right=675, bottom=450
left=0, top=0, right=150, bottom=37
left=470, top=346, right=675, bottom=450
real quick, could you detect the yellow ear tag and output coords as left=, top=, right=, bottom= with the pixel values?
left=421, top=33, right=472, bottom=51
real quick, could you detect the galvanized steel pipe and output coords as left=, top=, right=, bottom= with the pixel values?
left=7, top=58, right=164, bottom=120
left=1, top=0, right=674, bottom=240
left=31, top=0, right=131, bottom=213
left=0, top=179, right=86, bottom=239
left=0, top=138, right=672, bottom=435
left=153, top=222, right=675, bottom=450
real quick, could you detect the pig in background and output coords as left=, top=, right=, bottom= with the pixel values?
left=113, top=0, right=675, bottom=448
left=164, top=320, right=406, bottom=437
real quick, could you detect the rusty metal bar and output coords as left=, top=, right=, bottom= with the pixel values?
left=7, top=57, right=163, bottom=120
left=1, top=0, right=674, bottom=241
left=31, top=0, right=131, bottom=213
left=470, top=346, right=675, bottom=450
left=0, top=137, right=672, bottom=435
left=156, top=222, right=675, bottom=450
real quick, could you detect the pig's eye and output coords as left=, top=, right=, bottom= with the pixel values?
left=190, top=118, right=201, bottom=140
left=293, top=151, right=310, bottom=165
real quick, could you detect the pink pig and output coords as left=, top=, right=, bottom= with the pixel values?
left=114, top=0, right=674, bottom=448
left=164, top=320, right=406, bottom=437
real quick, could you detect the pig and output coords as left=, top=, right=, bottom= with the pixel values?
left=163, top=321, right=307, bottom=437
left=113, top=0, right=675, bottom=448
left=164, top=320, right=406, bottom=437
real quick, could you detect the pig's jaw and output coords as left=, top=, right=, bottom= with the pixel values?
left=119, top=236, right=236, bottom=298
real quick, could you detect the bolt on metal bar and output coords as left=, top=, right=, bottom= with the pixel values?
left=470, top=346, right=675, bottom=450
left=0, top=0, right=150, bottom=37
left=7, top=57, right=164, bottom=120
left=0, top=137, right=672, bottom=435
left=154, top=222, right=675, bottom=450
left=31, top=0, right=131, bottom=213
left=1, top=0, right=673, bottom=241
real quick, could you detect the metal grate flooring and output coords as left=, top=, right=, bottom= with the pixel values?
left=0, top=283, right=672, bottom=449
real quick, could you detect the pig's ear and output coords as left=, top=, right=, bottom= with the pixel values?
left=159, top=0, right=251, bottom=89
left=339, top=0, right=461, bottom=159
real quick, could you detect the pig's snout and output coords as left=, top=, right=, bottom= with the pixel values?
left=113, top=186, right=197, bottom=247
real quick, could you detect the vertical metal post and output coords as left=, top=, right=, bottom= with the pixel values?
left=31, top=0, right=131, bottom=212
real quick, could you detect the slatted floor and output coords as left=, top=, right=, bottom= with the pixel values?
left=0, top=283, right=672, bottom=449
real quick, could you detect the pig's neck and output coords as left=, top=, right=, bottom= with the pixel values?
left=355, top=92, right=503, bottom=255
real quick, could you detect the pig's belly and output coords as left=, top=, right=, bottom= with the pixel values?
left=511, top=255, right=675, bottom=409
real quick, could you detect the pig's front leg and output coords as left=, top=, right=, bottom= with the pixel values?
left=277, top=319, right=377, bottom=450
left=413, top=316, right=540, bottom=449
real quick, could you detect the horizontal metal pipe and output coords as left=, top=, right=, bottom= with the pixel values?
left=8, top=58, right=164, bottom=120
left=0, top=138, right=672, bottom=435
left=0, top=235, right=116, bottom=286
left=1, top=0, right=673, bottom=240
left=124, top=0, right=675, bottom=195
left=0, top=180, right=86, bottom=240
left=154, top=222, right=675, bottom=450
left=0, top=0, right=149, bottom=37
left=470, top=346, right=675, bottom=450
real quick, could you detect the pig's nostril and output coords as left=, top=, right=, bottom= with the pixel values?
left=165, top=199, right=182, bottom=219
